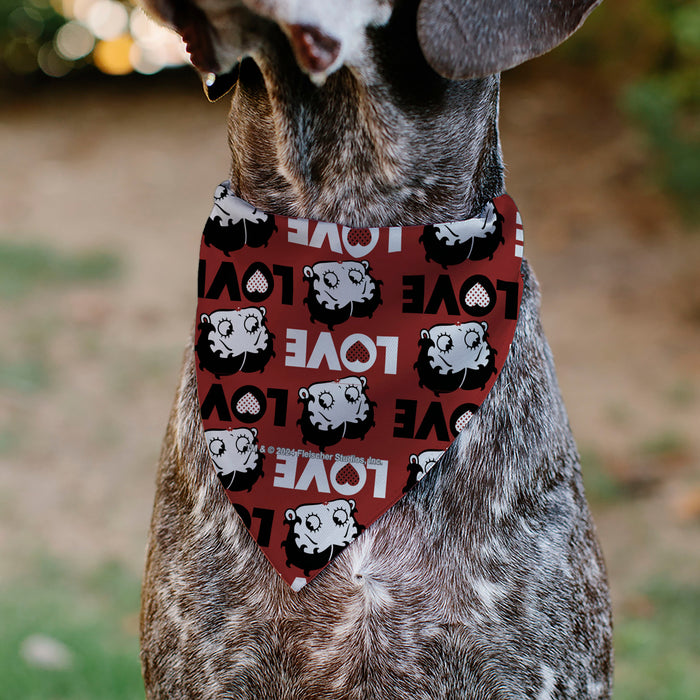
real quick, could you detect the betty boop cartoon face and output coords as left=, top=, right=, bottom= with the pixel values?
left=297, top=376, right=376, bottom=452
left=195, top=306, right=274, bottom=378
left=204, top=427, right=264, bottom=491
left=203, top=185, right=277, bottom=255
left=420, top=201, right=505, bottom=267
left=415, top=322, right=497, bottom=395
left=302, top=260, right=382, bottom=329
left=403, top=449, right=445, bottom=493
left=283, top=498, right=364, bottom=575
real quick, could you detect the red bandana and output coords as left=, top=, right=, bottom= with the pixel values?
left=195, top=182, right=523, bottom=589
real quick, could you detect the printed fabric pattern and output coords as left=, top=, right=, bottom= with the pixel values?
left=195, top=182, right=524, bottom=589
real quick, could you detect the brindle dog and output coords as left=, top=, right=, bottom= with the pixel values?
left=138, top=0, right=613, bottom=697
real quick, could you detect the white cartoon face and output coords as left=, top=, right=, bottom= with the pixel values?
left=432, top=201, right=499, bottom=247
left=200, top=307, right=269, bottom=359
left=205, top=427, right=259, bottom=475
left=299, top=376, right=371, bottom=431
left=212, top=185, right=269, bottom=227
left=410, top=449, right=444, bottom=482
left=303, top=260, right=377, bottom=310
left=423, top=322, right=491, bottom=374
left=285, top=499, right=360, bottom=554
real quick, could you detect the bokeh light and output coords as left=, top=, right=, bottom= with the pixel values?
left=1, top=0, right=190, bottom=78
left=37, top=40, right=72, bottom=76
left=85, top=0, right=129, bottom=41
left=4, top=35, right=39, bottom=74
left=55, top=21, right=94, bottom=60
left=92, top=33, right=132, bottom=74
left=9, top=5, right=44, bottom=39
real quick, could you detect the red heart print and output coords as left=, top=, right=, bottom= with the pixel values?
left=345, top=340, right=370, bottom=363
left=347, top=228, right=371, bottom=246
left=464, top=282, right=490, bottom=308
left=246, top=269, right=269, bottom=293
left=336, top=463, right=360, bottom=486
left=454, top=410, right=473, bottom=432
left=236, top=392, right=261, bottom=415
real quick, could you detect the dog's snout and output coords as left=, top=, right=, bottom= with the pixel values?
left=287, top=24, right=341, bottom=74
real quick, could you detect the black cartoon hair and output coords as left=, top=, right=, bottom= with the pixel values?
left=414, top=332, right=497, bottom=395
left=195, top=318, right=275, bottom=379
left=402, top=451, right=445, bottom=493
left=203, top=212, right=277, bottom=256
left=419, top=208, right=504, bottom=268
left=282, top=506, right=364, bottom=576
left=403, top=457, right=424, bottom=493
left=296, top=388, right=376, bottom=453
left=302, top=264, right=383, bottom=329
left=216, top=450, right=265, bottom=492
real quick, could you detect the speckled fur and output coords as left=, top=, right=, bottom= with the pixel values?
left=139, top=0, right=613, bottom=697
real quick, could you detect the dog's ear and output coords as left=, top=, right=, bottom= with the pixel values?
left=416, top=0, right=602, bottom=79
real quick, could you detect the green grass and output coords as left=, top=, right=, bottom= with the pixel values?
left=580, top=448, right=628, bottom=504
left=638, top=430, right=689, bottom=461
left=0, top=239, right=122, bottom=397
left=0, top=357, right=50, bottom=392
left=614, top=580, right=700, bottom=700
left=0, top=240, right=121, bottom=299
left=0, top=559, right=144, bottom=700
left=665, top=381, right=696, bottom=408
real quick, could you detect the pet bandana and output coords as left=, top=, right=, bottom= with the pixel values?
left=195, top=182, right=524, bottom=589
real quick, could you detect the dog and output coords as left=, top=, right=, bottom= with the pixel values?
left=138, top=0, right=614, bottom=697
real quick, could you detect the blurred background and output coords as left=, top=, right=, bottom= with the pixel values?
left=0, top=0, right=698, bottom=697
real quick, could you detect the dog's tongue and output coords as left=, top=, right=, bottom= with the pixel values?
left=287, top=24, right=341, bottom=74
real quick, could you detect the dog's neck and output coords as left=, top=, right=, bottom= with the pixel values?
left=225, top=14, right=504, bottom=227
